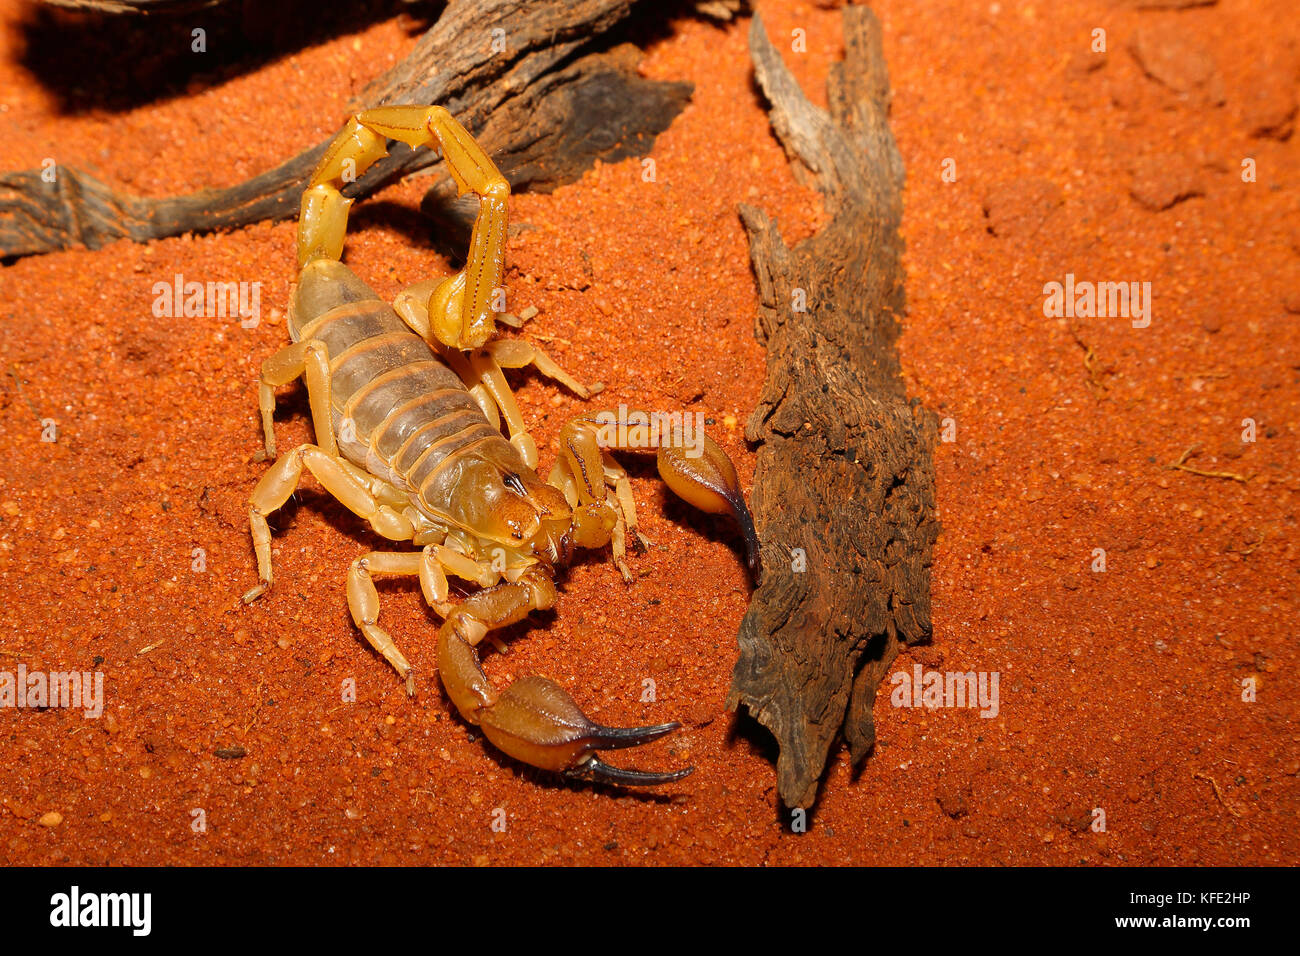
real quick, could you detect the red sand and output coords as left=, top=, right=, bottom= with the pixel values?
left=0, top=0, right=1295, bottom=865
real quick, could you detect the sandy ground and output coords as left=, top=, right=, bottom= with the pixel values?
left=0, top=0, right=1296, bottom=865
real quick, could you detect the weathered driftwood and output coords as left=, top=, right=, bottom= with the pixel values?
left=728, top=8, right=938, bottom=810
left=1, top=0, right=690, bottom=258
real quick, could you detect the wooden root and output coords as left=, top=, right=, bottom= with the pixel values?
left=1, top=0, right=691, bottom=258
left=727, top=7, right=939, bottom=810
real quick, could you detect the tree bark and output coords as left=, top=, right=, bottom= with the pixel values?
left=0, top=0, right=690, bottom=259
left=728, top=7, right=939, bottom=811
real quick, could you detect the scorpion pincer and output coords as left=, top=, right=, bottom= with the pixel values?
left=242, top=105, right=759, bottom=786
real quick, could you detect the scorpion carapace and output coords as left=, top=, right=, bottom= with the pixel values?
left=243, top=105, right=759, bottom=787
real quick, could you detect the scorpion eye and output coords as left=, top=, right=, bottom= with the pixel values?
left=503, top=472, right=526, bottom=495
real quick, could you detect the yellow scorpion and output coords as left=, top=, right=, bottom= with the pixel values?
left=242, top=106, right=758, bottom=786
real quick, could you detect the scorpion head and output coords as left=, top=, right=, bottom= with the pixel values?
left=445, top=456, right=576, bottom=571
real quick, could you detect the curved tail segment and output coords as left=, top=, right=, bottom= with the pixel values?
left=297, top=105, right=510, bottom=351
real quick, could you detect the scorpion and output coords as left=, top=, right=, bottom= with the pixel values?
left=241, top=105, right=759, bottom=786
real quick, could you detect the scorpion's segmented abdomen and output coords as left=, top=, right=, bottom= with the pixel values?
left=292, top=260, right=521, bottom=512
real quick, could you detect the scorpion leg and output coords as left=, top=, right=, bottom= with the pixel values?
left=397, top=279, right=601, bottom=456
left=347, top=550, right=430, bottom=695
left=299, top=105, right=509, bottom=351
left=254, top=339, right=336, bottom=460
left=347, top=546, right=489, bottom=695
left=465, top=341, right=606, bottom=464
left=482, top=339, right=604, bottom=400
left=334, top=458, right=415, bottom=513
left=438, top=570, right=691, bottom=785
left=468, top=349, right=540, bottom=469
left=242, top=444, right=415, bottom=603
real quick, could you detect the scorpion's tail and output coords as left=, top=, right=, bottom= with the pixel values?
left=297, top=105, right=509, bottom=351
